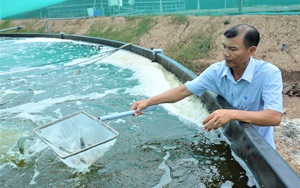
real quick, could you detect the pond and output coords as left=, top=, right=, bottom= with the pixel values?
left=0, top=37, right=257, bottom=187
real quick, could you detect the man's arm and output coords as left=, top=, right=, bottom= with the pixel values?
left=203, top=109, right=282, bottom=131
left=131, top=85, right=192, bottom=115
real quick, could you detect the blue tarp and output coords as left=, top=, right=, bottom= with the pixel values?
left=0, top=0, right=66, bottom=19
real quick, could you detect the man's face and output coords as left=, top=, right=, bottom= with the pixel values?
left=222, top=35, right=254, bottom=69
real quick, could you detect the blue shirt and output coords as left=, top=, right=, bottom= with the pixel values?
left=185, top=57, right=283, bottom=148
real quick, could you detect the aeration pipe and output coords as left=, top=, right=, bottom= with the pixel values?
left=0, top=25, right=23, bottom=32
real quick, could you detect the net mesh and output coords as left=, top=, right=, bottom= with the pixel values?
left=34, top=111, right=119, bottom=169
left=1, top=0, right=299, bottom=19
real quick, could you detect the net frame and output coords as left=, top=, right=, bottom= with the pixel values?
left=33, top=111, right=119, bottom=159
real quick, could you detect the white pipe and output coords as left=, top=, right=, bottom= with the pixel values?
left=98, top=106, right=157, bottom=121
left=0, top=25, right=23, bottom=32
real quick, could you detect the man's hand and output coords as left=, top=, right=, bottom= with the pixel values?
left=130, top=85, right=192, bottom=116
left=130, top=99, right=150, bottom=116
left=203, top=109, right=233, bottom=131
left=202, top=109, right=282, bottom=131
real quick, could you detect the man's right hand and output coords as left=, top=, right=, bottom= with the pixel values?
left=130, top=85, right=192, bottom=116
left=130, top=99, right=150, bottom=116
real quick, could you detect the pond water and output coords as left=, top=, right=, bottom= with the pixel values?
left=0, top=38, right=257, bottom=187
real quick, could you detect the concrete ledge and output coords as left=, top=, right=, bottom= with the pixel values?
left=1, top=33, right=299, bottom=187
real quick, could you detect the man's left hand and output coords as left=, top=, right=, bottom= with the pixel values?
left=203, top=109, right=232, bottom=131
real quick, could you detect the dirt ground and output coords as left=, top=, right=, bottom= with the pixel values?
left=2, top=15, right=300, bottom=176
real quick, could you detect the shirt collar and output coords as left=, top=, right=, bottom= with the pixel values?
left=221, top=57, right=254, bottom=83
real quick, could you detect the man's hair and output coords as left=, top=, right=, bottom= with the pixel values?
left=224, top=24, right=260, bottom=48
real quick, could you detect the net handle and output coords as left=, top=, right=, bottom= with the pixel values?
left=98, top=106, right=157, bottom=121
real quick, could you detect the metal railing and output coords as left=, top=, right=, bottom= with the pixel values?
left=45, top=0, right=186, bottom=18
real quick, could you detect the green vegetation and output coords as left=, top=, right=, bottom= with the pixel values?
left=169, top=14, right=189, bottom=24
left=0, top=19, right=45, bottom=33
left=86, top=15, right=213, bottom=71
left=0, top=19, right=12, bottom=29
left=223, top=18, right=231, bottom=25
left=36, top=26, right=46, bottom=33
left=165, top=29, right=214, bottom=71
left=87, top=16, right=157, bottom=44
left=87, top=15, right=213, bottom=71
left=21, top=25, right=45, bottom=33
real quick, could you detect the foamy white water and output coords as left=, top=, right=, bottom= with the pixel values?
left=103, top=50, right=210, bottom=127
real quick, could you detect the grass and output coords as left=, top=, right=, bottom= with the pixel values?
left=21, top=25, right=45, bottom=33
left=0, top=19, right=45, bottom=33
left=165, top=29, right=214, bottom=71
left=0, top=19, right=12, bottom=30
left=87, top=16, right=157, bottom=43
left=169, top=14, right=189, bottom=24
left=85, top=15, right=214, bottom=71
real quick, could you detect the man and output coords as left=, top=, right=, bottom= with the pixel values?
left=131, top=24, right=283, bottom=149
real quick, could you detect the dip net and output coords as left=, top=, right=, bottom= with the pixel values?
left=34, top=111, right=119, bottom=169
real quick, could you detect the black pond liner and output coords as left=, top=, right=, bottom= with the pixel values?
left=1, top=33, right=299, bottom=188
